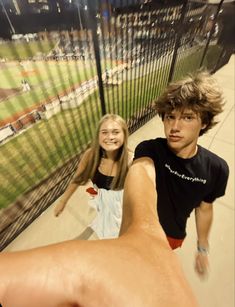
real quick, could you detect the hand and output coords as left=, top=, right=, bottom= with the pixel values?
left=194, top=251, right=209, bottom=279
left=54, top=200, right=66, bottom=217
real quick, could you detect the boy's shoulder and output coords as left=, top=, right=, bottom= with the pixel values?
left=138, top=137, right=165, bottom=146
left=199, top=145, right=229, bottom=171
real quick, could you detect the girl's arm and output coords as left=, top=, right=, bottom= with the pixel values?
left=54, top=148, right=91, bottom=216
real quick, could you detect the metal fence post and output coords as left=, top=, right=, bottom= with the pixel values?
left=88, top=0, right=106, bottom=115
left=199, top=0, right=224, bottom=69
left=167, top=0, right=188, bottom=84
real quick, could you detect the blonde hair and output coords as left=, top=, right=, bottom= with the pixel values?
left=155, top=71, right=225, bottom=136
left=73, top=114, right=129, bottom=190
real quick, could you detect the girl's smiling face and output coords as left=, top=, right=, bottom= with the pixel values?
left=99, top=119, right=125, bottom=153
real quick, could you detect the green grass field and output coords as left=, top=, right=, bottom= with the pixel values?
left=0, top=59, right=103, bottom=121
left=0, top=39, right=114, bottom=121
left=0, top=40, right=55, bottom=61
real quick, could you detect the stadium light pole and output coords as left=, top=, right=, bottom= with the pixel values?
left=77, top=1, right=83, bottom=31
left=0, top=0, right=15, bottom=34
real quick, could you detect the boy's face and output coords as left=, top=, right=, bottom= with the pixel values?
left=163, top=108, right=206, bottom=157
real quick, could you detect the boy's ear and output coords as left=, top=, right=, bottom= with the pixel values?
left=201, top=123, right=207, bottom=130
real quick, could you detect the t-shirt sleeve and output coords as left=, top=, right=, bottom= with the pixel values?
left=204, top=160, right=229, bottom=203
left=134, top=140, right=156, bottom=161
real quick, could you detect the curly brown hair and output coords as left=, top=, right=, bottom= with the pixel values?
left=155, top=71, right=225, bottom=136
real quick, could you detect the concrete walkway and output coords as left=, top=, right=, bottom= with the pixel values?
left=4, top=55, right=234, bottom=307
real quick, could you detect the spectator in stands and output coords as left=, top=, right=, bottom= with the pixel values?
left=54, top=114, right=133, bottom=239
left=121, top=71, right=229, bottom=278
left=0, top=165, right=198, bottom=307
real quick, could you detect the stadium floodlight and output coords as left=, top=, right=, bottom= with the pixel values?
left=0, top=0, right=15, bottom=34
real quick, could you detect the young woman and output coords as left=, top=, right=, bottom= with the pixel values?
left=54, top=114, right=133, bottom=239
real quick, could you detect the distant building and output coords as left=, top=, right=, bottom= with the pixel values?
left=1, top=0, right=79, bottom=15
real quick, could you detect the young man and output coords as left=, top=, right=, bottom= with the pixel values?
left=0, top=165, right=198, bottom=307
left=121, top=71, right=229, bottom=277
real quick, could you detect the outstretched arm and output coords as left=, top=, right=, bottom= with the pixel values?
left=54, top=182, right=79, bottom=216
left=120, top=157, right=158, bottom=235
left=54, top=149, right=91, bottom=216
left=0, top=157, right=198, bottom=307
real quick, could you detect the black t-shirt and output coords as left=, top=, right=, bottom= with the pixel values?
left=134, top=138, right=229, bottom=239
